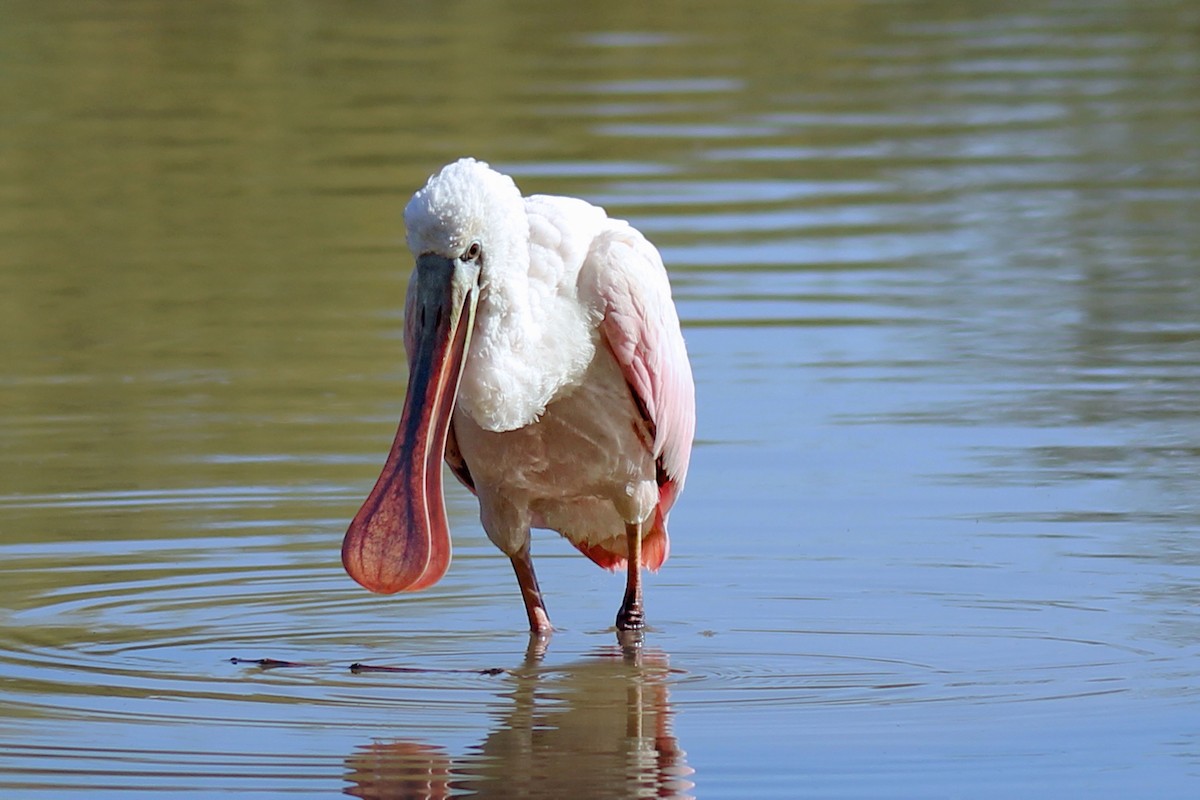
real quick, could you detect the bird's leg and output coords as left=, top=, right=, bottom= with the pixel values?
left=510, top=543, right=553, bottom=635
left=616, top=521, right=645, bottom=631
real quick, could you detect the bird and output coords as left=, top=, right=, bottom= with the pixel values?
left=341, top=158, right=695, bottom=635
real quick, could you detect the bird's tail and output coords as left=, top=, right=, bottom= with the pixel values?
left=572, top=506, right=670, bottom=572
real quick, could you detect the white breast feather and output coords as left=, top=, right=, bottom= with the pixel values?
left=456, top=194, right=611, bottom=433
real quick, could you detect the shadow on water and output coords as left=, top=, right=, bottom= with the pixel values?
left=344, top=641, right=693, bottom=800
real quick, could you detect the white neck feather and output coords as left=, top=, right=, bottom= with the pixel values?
left=405, top=159, right=604, bottom=433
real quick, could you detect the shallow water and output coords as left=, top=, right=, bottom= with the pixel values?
left=2, top=0, right=1199, bottom=796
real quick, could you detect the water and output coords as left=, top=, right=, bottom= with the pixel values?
left=2, top=0, right=1199, bottom=796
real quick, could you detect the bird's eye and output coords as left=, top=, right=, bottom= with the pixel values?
left=462, top=242, right=482, bottom=262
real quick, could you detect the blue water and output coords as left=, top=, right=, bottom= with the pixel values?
left=1, top=0, right=1198, bottom=796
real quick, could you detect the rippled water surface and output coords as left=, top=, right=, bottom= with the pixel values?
left=2, top=0, right=1199, bottom=796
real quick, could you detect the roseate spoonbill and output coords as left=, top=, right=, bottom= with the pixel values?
left=341, top=158, right=695, bottom=634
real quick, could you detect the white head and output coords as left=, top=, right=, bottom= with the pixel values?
left=403, top=158, right=527, bottom=265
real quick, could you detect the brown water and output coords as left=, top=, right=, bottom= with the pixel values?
left=2, top=0, right=1199, bottom=796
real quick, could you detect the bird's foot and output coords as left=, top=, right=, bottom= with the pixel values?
left=615, top=603, right=645, bottom=632
left=528, top=606, right=553, bottom=636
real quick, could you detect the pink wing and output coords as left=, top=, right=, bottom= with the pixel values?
left=581, top=224, right=696, bottom=568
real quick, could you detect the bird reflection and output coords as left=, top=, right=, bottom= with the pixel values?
left=344, top=641, right=693, bottom=799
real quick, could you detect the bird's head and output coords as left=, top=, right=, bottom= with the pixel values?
left=341, top=159, right=523, bottom=595
left=403, top=157, right=525, bottom=262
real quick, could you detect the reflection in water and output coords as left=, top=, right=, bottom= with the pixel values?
left=345, top=645, right=692, bottom=800
left=347, top=742, right=453, bottom=800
